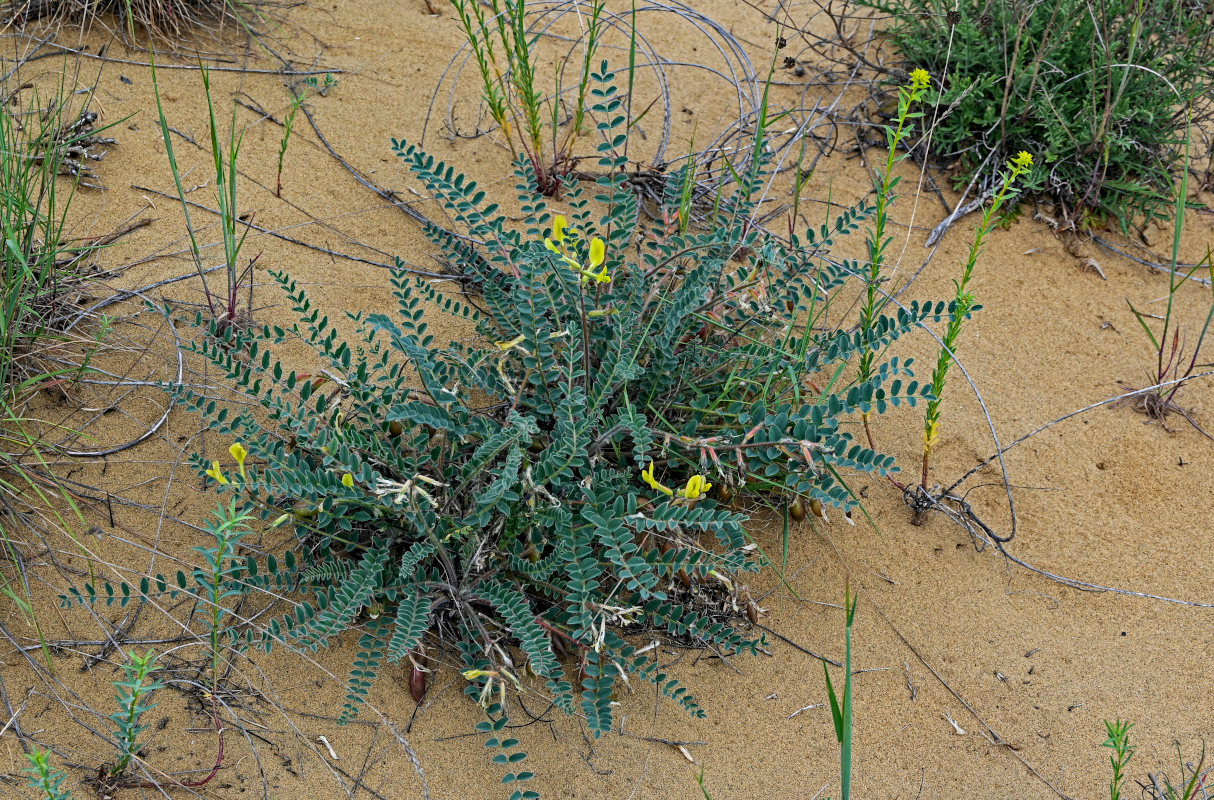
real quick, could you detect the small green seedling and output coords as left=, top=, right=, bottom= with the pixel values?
left=24, top=748, right=73, bottom=800
left=108, top=649, right=164, bottom=779
left=277, top=74, right=336, bottom=197
left=1102, top=719, right=1136, bottom=800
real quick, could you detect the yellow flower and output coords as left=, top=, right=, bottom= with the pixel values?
left=585, top=266, right=611, bottom=285
left=910, top=68, right=930, bottom=90
left=495, top=334, right=526, bottom=351
left=1012, top=150, right=1033, bottom=169
left=641, top=462, right=674, bottom=497
left=551, top=214, right=568, bottom=244
left=461, top=669, right=488, bottom=681
left=205, top=462, right=229, bottom=485
left=341, top=473, right=354, bottom=488
left=229, top=442, right=248, bottom=481
left=270, top=513, right=291, bottom=529
left=582, top=237, right=610, bottom=284
left=679, top=474, right=713, bottom=500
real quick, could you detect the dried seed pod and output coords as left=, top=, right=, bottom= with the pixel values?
left=789, top=497, right=807, bottom=521
left=746, top=600, right=760, bottom=625
left=809, top=498, right=827, bottom=521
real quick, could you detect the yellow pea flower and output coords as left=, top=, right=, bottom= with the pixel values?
left=551, top=214, right=568, bottom=244
left=584, top=266, right=611, bottom=285
left=341, top=473, right=354, bottom=488
left=205, top=462, right=229, bottom=485
left=580, top=238, right=610, bottom=285
left=229, top=442, right=248, bottom=481
left=495, top=334, right=526, bottom=351
left=679, top=474, right=713, bottom=500
left=641, top=462, right=674, bottom=497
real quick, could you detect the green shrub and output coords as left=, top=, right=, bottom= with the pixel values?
left=135, top=63, right=948, bottom=754
left=863, top=0, right=1214, bottom=231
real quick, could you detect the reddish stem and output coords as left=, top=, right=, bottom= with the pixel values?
left=123, top=690, right=224, bottom=790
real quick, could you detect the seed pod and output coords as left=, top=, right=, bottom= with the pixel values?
left=789, top=497, right=807, bottom=521
left=528, top=437, right=546, bottom=454
left=746, top=600, right=760, bottom=625
left=388, top=420, right=404, bottom=438
left=410, top=663, right=427, bottom=704
left=676, top=568, right=691, bottom=588
left=809, top=498, right=826, bottom=521
left=549, top=631, right=567, bottom=658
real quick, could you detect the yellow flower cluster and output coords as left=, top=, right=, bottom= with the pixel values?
left=545, top=215, right=610, bottom=285
left=641, top=462, right=713, bottom=500
left=910, top=68, right=931, bottom=90
left=205, top=442, right=249, bottom=485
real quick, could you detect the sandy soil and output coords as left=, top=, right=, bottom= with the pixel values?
left=2, top=1, right=1213, bottom=799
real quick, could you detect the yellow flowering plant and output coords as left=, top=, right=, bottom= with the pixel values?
left=157, top=63, right=943, bottom=766
left=544, top=214, right=611, bottom=285
left=920, top=151, right=1033, bottom=491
